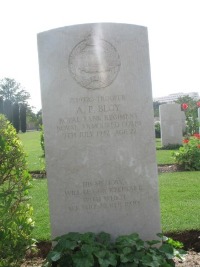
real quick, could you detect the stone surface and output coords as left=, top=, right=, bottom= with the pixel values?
left=181, top=111, right=186, bottom=133
left=160, top=103, right=183, bottom=146
left=198, top=108, right=200, bottom=134
left=37, top=23, right=161, bottom=241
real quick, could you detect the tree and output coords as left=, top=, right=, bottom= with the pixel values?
left=0, top=78, right=30, bottom=104
left=4, top=99, right=12, bottom=122
left=26, top=108, right=42, bottom=130
left=12, top=103, right=20, bottom=133
left=0, top=97, right=3, bottom=114
left=0, top=78, right=31, bottom=132
left=20, top=104, right=27, bottom=133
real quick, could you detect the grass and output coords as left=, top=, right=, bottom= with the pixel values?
left=17, top=132, right=200, bottom=241
left=18, top=131, right=45, bottom=171
left=30, top=179, right=51, bottom=241
left=155, top=138, right=177, bottom=165
left=156, top=150, right=175, bottom=165
left=159, top=171, right=200, bottom=233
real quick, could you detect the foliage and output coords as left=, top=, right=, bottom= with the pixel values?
left=3, top=99, right=12, bottom=122
left=0, top=115, right=35, bottom=267
left=20, top=104, right=27, bottom=133
left=158, top=144, right=182, bottom=150
left=27, top=108, right=42, bottom=130
left=155, top=122, right=161, bottom=138
left=40, top=125, right=45, bottom=156
left=153, top=101, right=163, bottom=118
left=172, top=134, right=200, bottom=170
left=12, top=102, right=20, bottom=133
left=176, top=95, right=200, bottom=135
left=0, top=77, right=30, bottom=104
left=0, top=97, right=4, bottom=113
left=43, top=232, right=185, bottom=267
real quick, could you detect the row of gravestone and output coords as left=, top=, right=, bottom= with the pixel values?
left=0, top=99, right=27, bottom=133
left=160, top=104, right=200, bottom=147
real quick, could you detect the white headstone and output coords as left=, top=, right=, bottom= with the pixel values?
left=160, top=103, right=183, bottom=146
left=181, top=111, right=186, bottom=133
left=198, top=108, right=200, bottom=134
left=37, top=23, right=161, bottom=241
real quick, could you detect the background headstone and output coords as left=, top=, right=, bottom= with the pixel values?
left=160, top=103, right=183, bottom=147
left=37, top=23, right=161, bottom=241
left=198, top=107, right=200, bottom=134
left=181, top=111, right=186, bottom=133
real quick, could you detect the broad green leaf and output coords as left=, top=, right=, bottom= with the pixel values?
left=96, top=251, right=117, bottom=267
left=81, top=244, right=98, bottom=255
left=159, top=244, right=174, bottom=259
left=72, top=251, right=94, bottom=267
left=96, top=232, right=111, bottom=246
left=47, top=251, right=62, bottom=262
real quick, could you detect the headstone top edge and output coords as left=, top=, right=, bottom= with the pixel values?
left=37, top=22, right=147, bottom=37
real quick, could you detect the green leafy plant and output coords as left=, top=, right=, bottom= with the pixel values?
left=157, top=144, right=182, bottom=150
left=172, top=134, right=200, bottom=170
left=40, top=125, right=45, bottom=156
left=155, top=122, right=161, bottom=138
left=43, top=232, right=185, bottom=267
left=0, top=114, right=35, bottom=267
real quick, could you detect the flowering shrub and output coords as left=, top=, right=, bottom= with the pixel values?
left=180, top=101, right=200, bottom=135
left=182, top=103, right=188, bottom=110
left=173, top=134, right=200, bottom=170
left=0, top=115, right=35, bottom=267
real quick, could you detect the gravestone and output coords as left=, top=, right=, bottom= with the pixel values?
left=198, top=108, right=200, bottom=133
left=37, top=23, right=161, bottom=241
left=181, top=111, right=186, bottom=133
left=160, top=103, right=183, bottom=146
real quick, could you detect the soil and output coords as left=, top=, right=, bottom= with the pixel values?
left=21, top=165, right=200, bottom=266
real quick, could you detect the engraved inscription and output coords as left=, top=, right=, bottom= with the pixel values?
left=69, top=36, right=121, bottom=89
left=56, top=94, right=142, bottom=140
left=65, top=178, right=143, bottom=212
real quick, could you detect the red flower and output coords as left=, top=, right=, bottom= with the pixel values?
left=183, top=139, right=189, bottom=144
left=182, top=103, right=188, bottom=110
left=197, top=102, right=200, bottom=108
left=193, top=133, right=200, bottom=139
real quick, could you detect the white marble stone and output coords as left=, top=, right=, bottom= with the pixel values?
left=198, top=108, right=200, bottom=134
left=37, top=23, right=161, bottom=241
left=181, top=111, right=186, bottom=133
left=160, top=103, right=183, bottom=146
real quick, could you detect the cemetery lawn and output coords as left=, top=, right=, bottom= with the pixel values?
left=18, top=131, right=45, bottom=171
left=30, top=172, right=200, bottom=241
left=30, top=179, right=51, bottom=241
left=159, top=171, right=200, bottom=233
